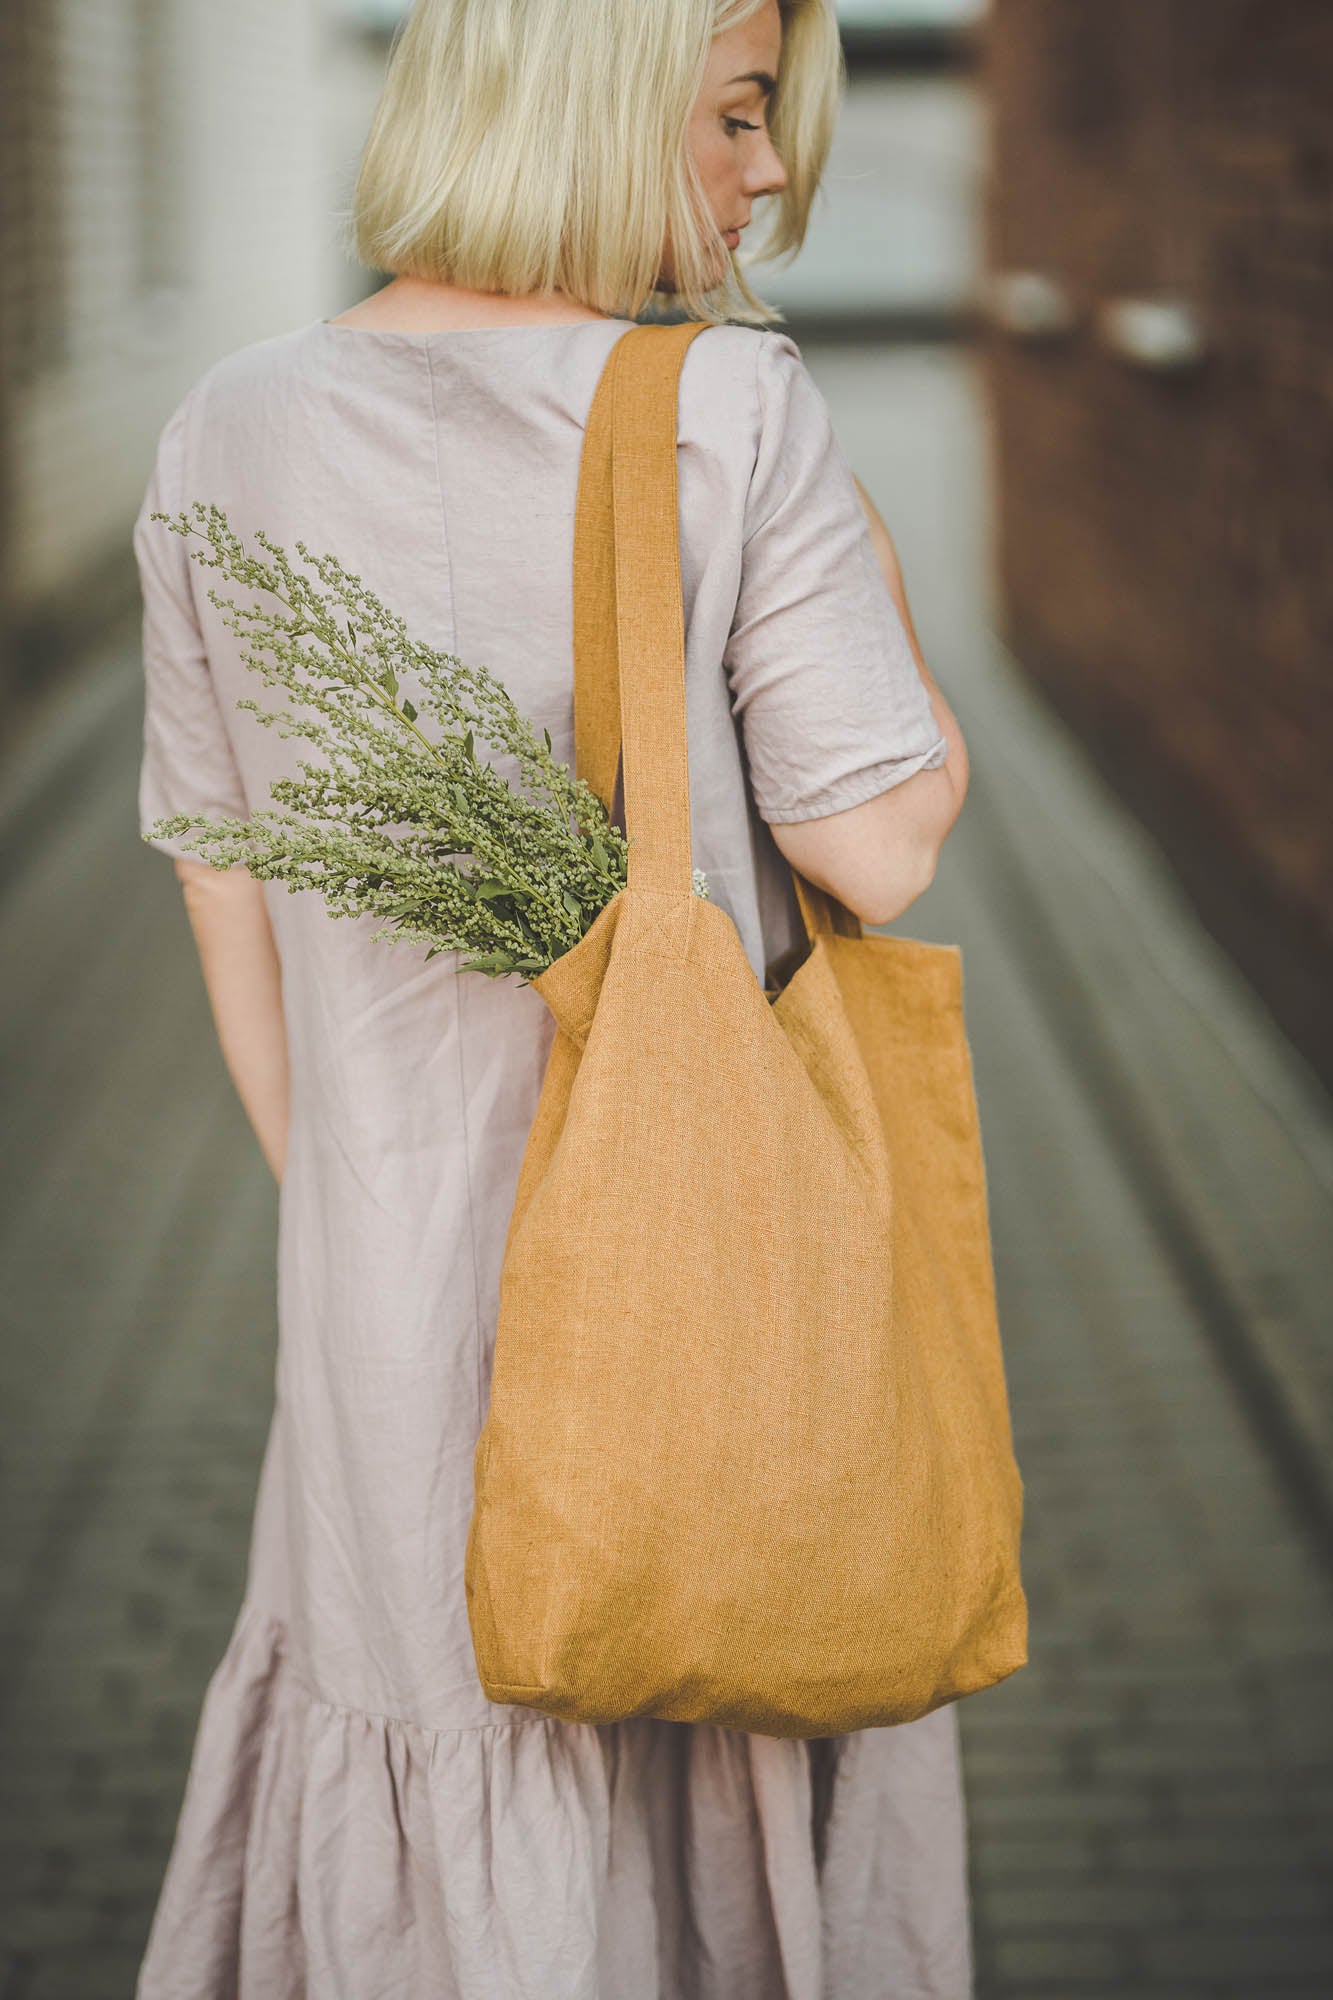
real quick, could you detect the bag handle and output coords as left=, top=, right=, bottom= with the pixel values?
left=572, top=321, right=863, bottom=941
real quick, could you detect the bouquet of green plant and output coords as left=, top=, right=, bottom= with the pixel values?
left=143, top=504, right=710, bottom=983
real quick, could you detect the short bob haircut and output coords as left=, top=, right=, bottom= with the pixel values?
left=345, top=0, right=844, bottom=326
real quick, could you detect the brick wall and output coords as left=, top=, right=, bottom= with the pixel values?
left=984, top=0, right=1332, bottom=1082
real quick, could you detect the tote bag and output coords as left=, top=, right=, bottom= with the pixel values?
left=464, top=320, right=1027, bottom=1738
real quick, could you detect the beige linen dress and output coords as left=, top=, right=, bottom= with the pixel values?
left=131, top=312, right=970, bottom=2000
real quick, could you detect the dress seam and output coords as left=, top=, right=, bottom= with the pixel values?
left=239, top=1596, right=569, bottom=1738
left=424, top=342, right=488, bottom=1430
left=288, top=1659, right=585, bottom=1740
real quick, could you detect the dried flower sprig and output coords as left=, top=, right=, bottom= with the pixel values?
left=143, top=503, right=710, bottom=983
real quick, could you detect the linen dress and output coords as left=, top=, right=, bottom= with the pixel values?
left=131, top=311, right=970, bottom=2000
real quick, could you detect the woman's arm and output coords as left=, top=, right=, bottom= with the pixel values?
left=850, top=473, right=970, bottom=815
left=174, top=856, right=290, bottom=1184
left=765, top=479, right=969, bottom=928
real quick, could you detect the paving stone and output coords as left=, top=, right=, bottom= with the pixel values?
left=960, top=1696, right=1131, bottom=1738
left=1142, top=1926, right=1333, bottom=1982
left=1190, top=1877, right=1332, bottom=1922
left=0, top=1905, right=101, bottom=1959
left=965, top=1784, right=1165, bottom=1833
left=23, top=1947, right=149, bottom=2000
left=1015, top=1990, right=1323, bottom=2000
left=990, top=1930, right=1127, bottom=1984
left=1134, top=1689, right=1261, bottom=1725
left=1091, top=1736, right=1279, bottom=1778
left=969, top=1834, right=1106, bottom=1882
left=1107, top=1828, right=1319, bottom=1877
left=952, top=1740, right=1075, bottom=1784
left=979, top=1879, right=1187, bottom=1929
left=1162, top=1780, right=1312, bottom=1827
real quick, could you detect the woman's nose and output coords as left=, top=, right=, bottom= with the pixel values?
left=746, top=136, right=788, bottom=198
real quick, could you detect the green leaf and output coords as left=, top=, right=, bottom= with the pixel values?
left=451, top=783, right=468, bottom=813
left=590, top=835, right=608, bottom=871
left=543, top=726, right=553, bottom=754
left=473, top=878, right=511, bottom=901
left=561, top=888, right=584, bottom=920
left=401, top=697, right=417, bottom=722
left=463, top=728, right=475, bottom=764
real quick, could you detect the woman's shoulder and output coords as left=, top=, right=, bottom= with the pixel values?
left=145, top=323, right=318, bottom=465
left=192, top=322, right=319, bottom=410
left=682, top=320, right=803, bottom=390
left=678, top=322, right=824, bottom=470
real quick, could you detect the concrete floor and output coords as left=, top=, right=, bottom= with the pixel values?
left=1, top=341, right=1331, bottom=1998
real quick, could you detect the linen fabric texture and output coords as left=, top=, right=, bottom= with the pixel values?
left=132, top=311, right=980, bottom=1997
left=467, top=322, right=1027, bottom=1739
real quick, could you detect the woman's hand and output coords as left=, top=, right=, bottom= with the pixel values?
left=174, top=856, right=290, bottom=1185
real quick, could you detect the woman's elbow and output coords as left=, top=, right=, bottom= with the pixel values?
left=857, top=833, right=940, bottom=928
left=851, top=765, right=962, bottom=926
left=768, top=758, right=962, bottom=930
left=942, top=728, right=970, bottom=819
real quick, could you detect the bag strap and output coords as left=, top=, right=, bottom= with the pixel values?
left=570, top=326, right=630, bottom=819
left=572, top=321, right=863, bottom=939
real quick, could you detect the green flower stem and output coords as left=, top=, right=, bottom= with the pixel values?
left=141, top=503, right=686, bottom=982
left=186, top=525, right=581, bottom=947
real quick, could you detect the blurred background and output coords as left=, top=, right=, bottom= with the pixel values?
left=1, top=2, right=1331, bottom=1995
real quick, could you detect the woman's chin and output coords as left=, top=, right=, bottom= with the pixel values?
left=653, top=240, right=732, bottom=299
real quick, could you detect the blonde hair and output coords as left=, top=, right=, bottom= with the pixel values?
left=345, top=0, right=843, bottom=326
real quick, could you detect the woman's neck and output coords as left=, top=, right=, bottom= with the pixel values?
left=326, top=275, right=614, bottom=332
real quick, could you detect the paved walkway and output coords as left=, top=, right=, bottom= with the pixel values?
left=1, top=342, right=1331, bottom=1998
left=822, top=342, right=1333, bottom=1996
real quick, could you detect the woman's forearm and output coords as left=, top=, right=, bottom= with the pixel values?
left=851, top=473, right=970, bottom=815
left=174, top=857, right=290, bottom=1184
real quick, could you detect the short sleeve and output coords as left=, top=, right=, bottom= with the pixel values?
left=133, top=392, right=251, bottom=860
left=723, top=333, right=947, bottom=824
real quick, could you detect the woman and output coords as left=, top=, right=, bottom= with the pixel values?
left=133, top=0, right=972, bottom=1993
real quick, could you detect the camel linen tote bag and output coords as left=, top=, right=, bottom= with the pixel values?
left=463, top=320, right=1028, bottom=1739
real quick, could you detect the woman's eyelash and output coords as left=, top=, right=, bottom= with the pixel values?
left=723, top=117, right=760, bottom=135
